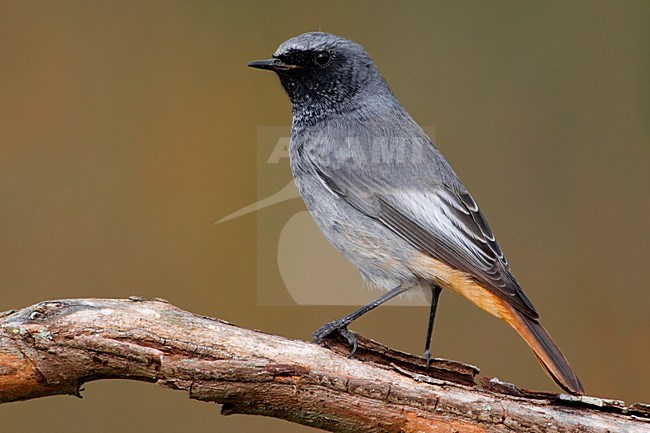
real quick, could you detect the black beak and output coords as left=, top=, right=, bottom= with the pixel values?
left=248, top=58, right=301, bottom=71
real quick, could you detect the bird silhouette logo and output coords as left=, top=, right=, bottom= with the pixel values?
left=217, top=128, right=428, bottom=307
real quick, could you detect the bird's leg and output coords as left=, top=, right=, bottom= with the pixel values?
left=423, top=284, right=443, bottom=368
left=312, top=284, right=410, bottom=357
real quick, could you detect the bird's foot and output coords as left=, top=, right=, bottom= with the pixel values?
left=312, top=319, right=358, bottom=358
left=423, top=349, right=432, bottom=369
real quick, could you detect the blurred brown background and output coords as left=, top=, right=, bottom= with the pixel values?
left=1, top=1, right=648, bottom=431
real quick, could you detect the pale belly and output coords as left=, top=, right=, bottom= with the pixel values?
left=291, top=166, right=420, bottom=292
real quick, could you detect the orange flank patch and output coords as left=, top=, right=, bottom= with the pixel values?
left=410, top=252, right=585, bottom=395
left=410, top=252, right=515, bottom=323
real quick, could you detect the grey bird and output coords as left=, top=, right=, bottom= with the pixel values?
left=248, top=32, right=584, bottom=395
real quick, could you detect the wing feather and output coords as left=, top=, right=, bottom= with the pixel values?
left=307, top=152, right=539, bottom=319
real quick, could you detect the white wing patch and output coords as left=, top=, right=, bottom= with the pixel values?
left=391, top=189, right=494, bottom=266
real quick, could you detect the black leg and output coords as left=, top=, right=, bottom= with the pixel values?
left=312, top=284, right=411, bottom=357
left=423, top=284, right=442, bottom=368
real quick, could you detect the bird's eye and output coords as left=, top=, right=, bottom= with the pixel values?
left=314, top=52, right=331, bottom=66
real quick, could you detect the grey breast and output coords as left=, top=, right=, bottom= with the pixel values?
left=288, top=117, right=421, bottom=292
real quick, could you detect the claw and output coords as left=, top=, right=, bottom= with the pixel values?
left=312, top=320, right=341, bottom=344
left=312, top=319, right=358, bottom=357
left=338, top=327, right=358, bottom=357
left=312, top=329, right=326, bottom=344
left=423, top=349, right=432, bottom=369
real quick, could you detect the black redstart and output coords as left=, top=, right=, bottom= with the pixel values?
left=249, top=32, right=584, bottom=395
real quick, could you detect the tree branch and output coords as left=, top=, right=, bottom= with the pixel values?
left=0, top=298, right=647, bottom=432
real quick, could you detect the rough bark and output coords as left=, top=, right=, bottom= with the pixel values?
left=0, top=298, right=647, bottom=432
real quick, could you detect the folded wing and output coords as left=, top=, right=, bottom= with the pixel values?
left=307, top=144, right=539, bottom=319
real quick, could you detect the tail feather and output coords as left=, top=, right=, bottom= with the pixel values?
left=411, top=253, right=585, bottom=394
left=505, top=308, right=585, bottom=395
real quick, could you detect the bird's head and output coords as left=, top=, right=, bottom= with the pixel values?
left=249, top=32, right=392, bottom=122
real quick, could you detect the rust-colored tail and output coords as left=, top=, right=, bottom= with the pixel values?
left=412, top=253, right=585, bottom=394
left=504, top=307, right=585, bottom=395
